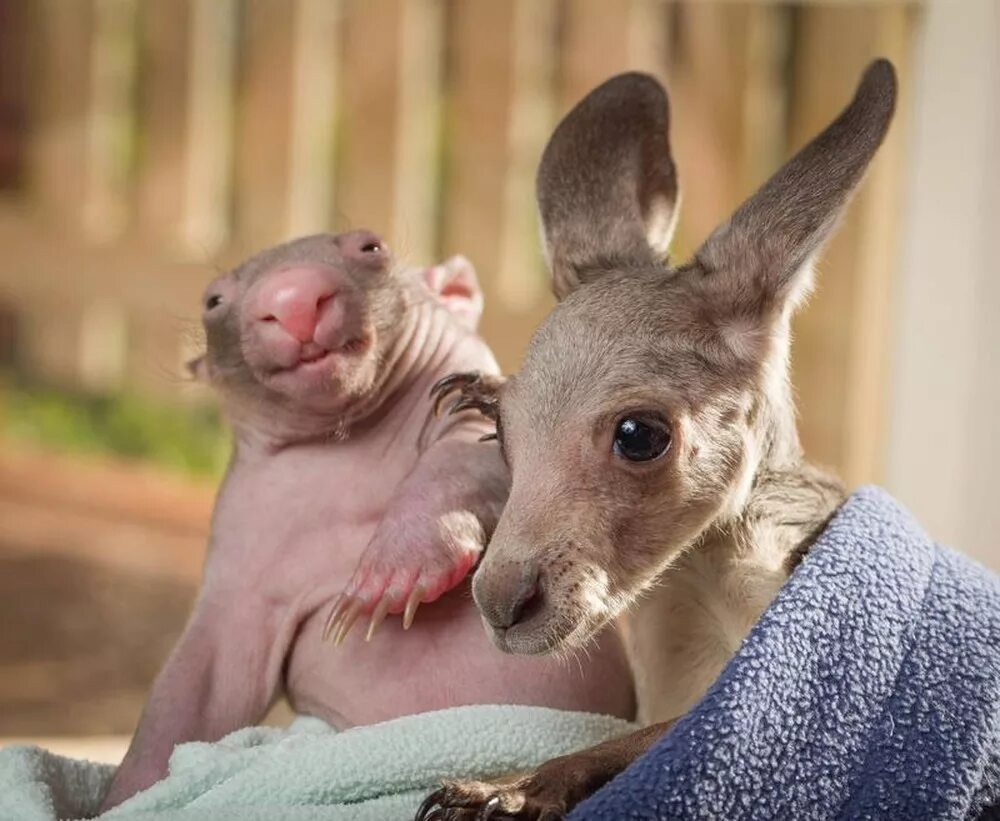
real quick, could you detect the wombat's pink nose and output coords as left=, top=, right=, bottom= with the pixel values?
left=254, top=266, right=336, bottom=342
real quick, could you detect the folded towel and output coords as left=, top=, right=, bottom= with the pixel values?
left=0, top=706, right=633, bottom=820
left=571, top=485, right=1000, bottom=820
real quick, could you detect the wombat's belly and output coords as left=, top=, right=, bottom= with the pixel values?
left=284, top=580, right=635, bottom=727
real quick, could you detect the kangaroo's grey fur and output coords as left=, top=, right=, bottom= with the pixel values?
left=420, top=60, right=898, bottom=819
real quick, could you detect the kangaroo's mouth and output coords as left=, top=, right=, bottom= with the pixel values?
left=482, top=592, right=603, bottom=656
left=473, top=551, right=619, bottom=656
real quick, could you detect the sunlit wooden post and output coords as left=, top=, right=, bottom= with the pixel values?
left=666, top=3, right=790, bottom=257
left=20, top=2, right=101, bottom=388
left=337, top=0, right=443, bottom=267
left=181, top=0, right=238, bottom=257
left=444, top=0, right=558, bottom=371
left=789, top=6, right=913, bottom=487
left=559, top=0, right=670, bottom=108
left=233, top=0, right=298, bottom=249
left=285, top=0, right=342, bottom=238
left=135, top=0, right=195, bottom=246
left=27, top=0, right=95, bottom=230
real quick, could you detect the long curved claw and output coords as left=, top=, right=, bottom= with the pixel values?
left=431, top=372, right=480, bottom=416
left=475, top=796, right=503, bottom=820
left=403, top=585, right=424, bottom=630
left=366, top=596, right=392, bottom=642
left=415, top=788, right=446, bottom=820
left=430, top=371, right=479, bottom=399
left=446, top=397, right=482, bottom=417
left=322, top=594, right=348, bottom=641
left=333, top=599, right=364, bottom=646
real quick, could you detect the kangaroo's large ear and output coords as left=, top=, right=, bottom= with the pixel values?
left=694, top=59, right=897, bottom=311
left=536, top=72, right=679, bottom=300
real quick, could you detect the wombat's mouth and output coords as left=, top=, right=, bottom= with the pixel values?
left=298, top=343, right=330, bottom=364
left=277, top=336, right=370, bottom=373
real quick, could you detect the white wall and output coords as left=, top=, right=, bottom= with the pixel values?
left=886, top=0, right=1000, bottom=569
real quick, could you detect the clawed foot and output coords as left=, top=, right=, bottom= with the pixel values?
left=430, top=372, right=504, bottom=433
left=415, top=777, right=570, bottom=821
left=323, top=503, right=486, bottom=645
left=323, top=545, right=477, bottom=645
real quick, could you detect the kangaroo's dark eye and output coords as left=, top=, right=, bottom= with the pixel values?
left=361, top=241, right=381, bottom=253
left=613, top=416, right=671, bottom=462
left=205, top=294, right=223, bottom=310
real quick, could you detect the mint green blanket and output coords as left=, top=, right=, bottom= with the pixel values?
left=0, top=707, right=634, bottom=820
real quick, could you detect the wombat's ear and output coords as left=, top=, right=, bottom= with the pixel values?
left=536, top=72, right=678, bottom=300
left=420, top=255, right=484, bottom=331
left=185, top=354, right=209, bottom=382
left=694, top=60, right=896, bottom=313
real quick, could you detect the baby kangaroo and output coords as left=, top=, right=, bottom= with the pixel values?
left=419, top=59, right=897, bottom=819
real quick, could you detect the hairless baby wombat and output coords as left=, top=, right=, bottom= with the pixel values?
left=100, top=233, right=634, bottom=810
left=420, top=60, right=897, bottom=818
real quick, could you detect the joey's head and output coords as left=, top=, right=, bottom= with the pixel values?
left=464, top=62, right=897, bottom=654
left=189, top=231, right=482, bottom=439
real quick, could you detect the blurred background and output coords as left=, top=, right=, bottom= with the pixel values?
left=0, top=0, right=996, bottom=761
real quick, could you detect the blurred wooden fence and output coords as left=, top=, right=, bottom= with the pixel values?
left=0, top=0, right=915, bottom=485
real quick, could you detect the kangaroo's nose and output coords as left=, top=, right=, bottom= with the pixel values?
left=253, top=266, right=336, bottom=342
left=473, top=562, right=543, bottom=630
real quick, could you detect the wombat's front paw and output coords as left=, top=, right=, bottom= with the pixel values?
left=415, top=775, right=571, bottom=821
left=323, top=513, right=483, bottom=645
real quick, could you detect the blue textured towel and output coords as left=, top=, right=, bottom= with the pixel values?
left=572, top=486, right=1000, bottom=821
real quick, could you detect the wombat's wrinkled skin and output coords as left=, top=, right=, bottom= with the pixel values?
left=100, top=232, right=634, bottom=811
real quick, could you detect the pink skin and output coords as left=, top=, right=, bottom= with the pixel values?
left=99, top=233, right=634, bottom=812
